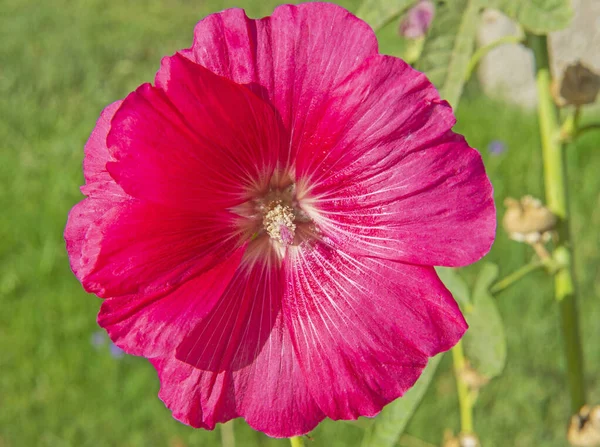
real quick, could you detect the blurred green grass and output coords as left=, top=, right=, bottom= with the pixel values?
left=1, top=0, right=599, bottom=446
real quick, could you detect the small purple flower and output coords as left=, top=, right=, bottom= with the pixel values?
left=90, top=331, right=106, bottom=349
left=109, top=342, right=125, bottom=359
left=488, top=140, right=506, bottom=156
left=399, top=0, right=435, bottom=39
left=91, top=330, right=125, bottom=359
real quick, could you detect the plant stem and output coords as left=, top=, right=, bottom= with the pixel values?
left=528, top=34, right=586, bottom=413
left=451, top=341, right=474, bottom=434
left=574, top=122, right=600, bottom=139
left=560, top=107, right=581, bottom=142
left=490, top=260, right=544, bottom=295
left=465, top=34, right=524, bottom=81
left=220, top=421, right=235, bottom=447
left=289, top=436, right=305, bottom=447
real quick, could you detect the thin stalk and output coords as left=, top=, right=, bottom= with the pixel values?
left=560, top=107, right=581, bottom=142
left=465, top=34, right=524, bottom=81
left=289, top=436, right=305, bottom=447
left=574, top=122, right=600, bottom=139
left=220, top=421, right=235, bottom=447
left=528, top=34, right=586, bottom=413
left=490, top=256, right=563, bottom=295
left=451, top=341, right=474, bottom=434
left=490, top=260, right=545, bottom=295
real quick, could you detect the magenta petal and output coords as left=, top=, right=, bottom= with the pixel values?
left=81, top=100, right=124, bottom=192
left=65, top=101, right=128, bottom=280
left=65, top=198, right=120, bottom=280
left=98, top=247, right=244, bottom=358
left=80, top=200, right=243, bottom=298
left=283, top=243, right=466, bottom=420
left=107, top=54, right=285, bottom=212
left=153, top=258, right=324, bottom=437
left=175, top=258, right=283, bottom=372
left=182, top=4, right=378, bottom=163
left=296, top=55, right=495, bottom=266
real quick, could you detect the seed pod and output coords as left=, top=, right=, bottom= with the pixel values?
left=459, top=362, right=490, bottom=392
left=502, top=196, right=557, bottom=244
left=568, top=405, right=600, bottom=446
left=443, top=431, right=481, bottom=447
left=559, top=61, right=600, bottom=107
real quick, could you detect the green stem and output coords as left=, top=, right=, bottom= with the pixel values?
left=560, top=107, right=581, bottom=142
left=451, top=341, right=474, bottom=434
left=465, top=34, right=524, bottom=82
left=490, top=256, right=564, bottom=295
left=220, top=421, right=235, bottom=447
left=490, top=260, right=545, bottom=295
left=574, top=122, right=600, bottom=139
left=289, top=436, right=305, bottom=447
left=529, top=34, right=586, bottom=413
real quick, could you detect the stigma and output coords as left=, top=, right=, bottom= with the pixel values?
left=262, top=200, right=296, bottom=246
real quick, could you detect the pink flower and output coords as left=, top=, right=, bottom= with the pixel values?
left=399, top=0, right=435, bottom=39
left=65, top=3, right=495, bottom=438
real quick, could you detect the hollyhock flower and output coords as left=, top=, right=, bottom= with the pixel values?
left=65, top=2, right=495, bottom=438
left=399, top=0, right=435, bottom=39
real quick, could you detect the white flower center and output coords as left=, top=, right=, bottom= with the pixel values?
left=262, top=200, right=296, bottom=246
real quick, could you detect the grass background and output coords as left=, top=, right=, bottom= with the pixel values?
left=1, top=0, right=599, bottom=446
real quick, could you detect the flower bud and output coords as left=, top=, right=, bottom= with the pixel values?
left=399, top=0, right=435, bottom=39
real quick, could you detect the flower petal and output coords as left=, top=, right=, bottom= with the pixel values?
left=65, top=198, right=118, bottom=280
left=81, top=100, right=125, bottom=196
left=152, top=257, right=323, bottom=437
left=106, top=54, right=285, bottom=213
left=65, top=100, right=128, bottom=280
left=283, top=242, right=466, bottom=420
left=98, top=247, right=245, bottom=358
left=295, top=56, right=495, bottom=266
left=181, top=3, right=378, bottom=166
left=175, top=256, right=282, bottom=372
left=80, top=200, right=243, bottom=298
left=152, top=317, right=323, bottom=437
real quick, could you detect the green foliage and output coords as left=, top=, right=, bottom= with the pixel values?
left=416, top=0, right=481, bottom=107
left=437, top=265, right=507, bottom=379
left=489, top=0, right=573, bottom=34
left=355, top=0, right=417, bottom=32
left=436, top=267, right=471, bottom=309
left=464, top=264, right=507, bottom=379
left=361, top=355, right=443, bottom=447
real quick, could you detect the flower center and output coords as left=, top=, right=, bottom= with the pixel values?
left=262, top=200, right=296, bottom=246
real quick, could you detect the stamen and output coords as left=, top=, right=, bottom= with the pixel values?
left=263, top=201, right=296, bottom=246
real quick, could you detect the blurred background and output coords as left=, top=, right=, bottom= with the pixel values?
left=1, top=0, right=599, bottom=446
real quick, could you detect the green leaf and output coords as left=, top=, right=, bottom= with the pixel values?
left=463, top=263, right=507, bottom=378
left=435, top=267, right=471, bottom=309
left=355, top=0, right=417, bottom=32
left=472, top=263, right=500, bottom=301
left=489, top=0, right=573, bottom=34
left=361, top=354, right=443, bottom=447
left=416, top=0, right=481, bottom=108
